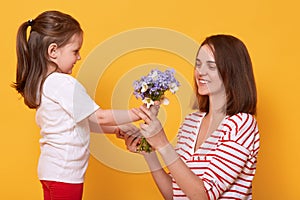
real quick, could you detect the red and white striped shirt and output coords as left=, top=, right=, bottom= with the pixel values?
left=173, top=112, right=260, bottom=199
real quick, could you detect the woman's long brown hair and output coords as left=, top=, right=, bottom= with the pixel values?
left=195, top=34, right=257, bottom=115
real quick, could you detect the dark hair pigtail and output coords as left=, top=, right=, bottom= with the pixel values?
left=14, top=22, right=31, bottom=96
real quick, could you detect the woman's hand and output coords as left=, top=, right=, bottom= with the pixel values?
left=149, top=100, right=161, bottom=116
left=134, top=105, right=169, bottom=150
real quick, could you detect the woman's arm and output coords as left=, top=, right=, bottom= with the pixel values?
left=150, top=169, right=173, bottom=200
left=124, top=133, right=173, bottom=200
left=136, top=107, right=258, bottom=200
left=135, top=106, right=209, bottom=200
left=158, top=144, right=208, bottom=200
left=144, top=152, right=173, bottom=200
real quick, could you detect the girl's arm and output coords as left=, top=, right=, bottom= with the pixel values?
left=89, top=121, right=141, bottom=140
left=88, top=108, right=141, bottom=126
left=88, top=120, right=119, bottom=133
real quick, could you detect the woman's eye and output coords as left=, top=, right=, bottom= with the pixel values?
left=208, top=64, right=217, bottom=70
left=195, top=62, right=201, bottom=68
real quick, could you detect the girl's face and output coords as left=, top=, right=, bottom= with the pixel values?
left=53, top=33, right=83, bottom=74
left=194, top=44, right=225, bottom=97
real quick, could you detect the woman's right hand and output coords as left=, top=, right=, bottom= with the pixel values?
left=149, top=101, right=161, bottom=116
left=132, top=105, right=169, bottom=150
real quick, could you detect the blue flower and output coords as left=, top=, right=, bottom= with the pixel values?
left=133, top=68, right=180, bottom=102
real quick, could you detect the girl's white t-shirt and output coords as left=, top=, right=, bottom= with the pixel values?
left=36, top=72, right=99, bottom=183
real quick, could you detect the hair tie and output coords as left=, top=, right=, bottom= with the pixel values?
left=27, top=19, right=34, bottom=26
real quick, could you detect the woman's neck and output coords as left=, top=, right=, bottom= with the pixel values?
left=206, top=93, right=227, bottom=127
left=208, top=94, right=226, bottom=115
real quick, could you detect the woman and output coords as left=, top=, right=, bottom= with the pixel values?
left=125, top=34, right=260, bottom=200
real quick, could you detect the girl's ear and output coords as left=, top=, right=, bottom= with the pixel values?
left=48, top=43, right=58, bottom=59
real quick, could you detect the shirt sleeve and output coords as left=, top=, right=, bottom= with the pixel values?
left=43, top=73, right=100, bottom=123
left=202, top=113, right=258, bottom=199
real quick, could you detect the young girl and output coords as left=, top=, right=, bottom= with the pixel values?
left=125, top=34, right=260, bottom=199
left=13, top=10, right=141, bottom=200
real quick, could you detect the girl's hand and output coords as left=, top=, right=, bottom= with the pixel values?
left=124, top=130, right=142, bottom=153
left=116, top=123, right=140, bottom=139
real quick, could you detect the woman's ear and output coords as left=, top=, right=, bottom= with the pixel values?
left=48, top=43, right=58, bottom=59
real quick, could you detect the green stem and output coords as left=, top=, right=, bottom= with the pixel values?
left=136, top=137, right=152, bottom=153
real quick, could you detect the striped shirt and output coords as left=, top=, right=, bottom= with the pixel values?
left=173, top=112, right=260, bottom=199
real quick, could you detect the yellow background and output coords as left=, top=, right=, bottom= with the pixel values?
left=1, top=0, right=300, bottom=199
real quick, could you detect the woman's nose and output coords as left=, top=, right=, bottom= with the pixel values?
left=195, top=65, right=207, bottom=75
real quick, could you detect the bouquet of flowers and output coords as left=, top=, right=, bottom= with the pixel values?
left=133, top=68, right=180, bottom=152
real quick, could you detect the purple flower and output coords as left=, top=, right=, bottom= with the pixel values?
left=133, top=68, right=180, bottom=107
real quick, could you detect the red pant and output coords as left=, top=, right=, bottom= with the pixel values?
left=40, top=180, right=83, bottom=200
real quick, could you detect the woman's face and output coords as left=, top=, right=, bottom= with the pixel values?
left=194, top=44, right=225, bottom=97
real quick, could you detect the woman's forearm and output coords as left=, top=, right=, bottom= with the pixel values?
left=167, top=159, right=208, bottom=200
left=151, top=169, right=173, bottom=200
left=158, top=144, right=208, bottom=200
left=143, top=151, right=173, bottom=199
